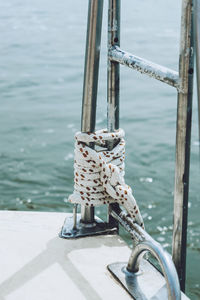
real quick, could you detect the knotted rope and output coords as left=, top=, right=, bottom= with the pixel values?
left=68, top=128, right=144, bottom=228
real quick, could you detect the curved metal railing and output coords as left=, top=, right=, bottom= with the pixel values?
left=127, top=240, right=181, bottom=300
left=109, top=206, right=181, bottom=300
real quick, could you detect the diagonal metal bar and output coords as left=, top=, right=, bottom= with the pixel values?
left=109, top=46, right=179, bottom=89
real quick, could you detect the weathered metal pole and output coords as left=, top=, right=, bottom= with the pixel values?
left=172, top=0, right=194, bottom=291
left=81, top=0, right=104, bottom=223
left=194, top=0, right=200, bottom=141
left=107, top=0, right=120, bottom=132
left=107, top=0, right=121, bottom=225
left=109, top=46, right=179, bottom=89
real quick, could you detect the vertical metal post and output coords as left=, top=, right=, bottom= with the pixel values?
left=107, top=0, right=121, bottom=225
left=194, top=0, right=200, bottom=141
left=172, top=0, right=194, bottom=291
left=81, top=0, right=104, bottom=223
left=107, top=0, right=120, bottom=132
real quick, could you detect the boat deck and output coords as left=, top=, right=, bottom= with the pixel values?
left=0, top=211, right=189, bottom=300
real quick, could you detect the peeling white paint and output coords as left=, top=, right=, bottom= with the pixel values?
left=109, top=46, right=179, bottom=89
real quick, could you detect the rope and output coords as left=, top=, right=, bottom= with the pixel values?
left=68, top=128, right=144, bottom=228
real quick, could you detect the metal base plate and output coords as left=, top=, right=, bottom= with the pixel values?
left=107, top=261, right=169, bottom=300
left=60, top=214, right=118, bottom=239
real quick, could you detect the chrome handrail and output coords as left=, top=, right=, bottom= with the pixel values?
left=110, top=206, right=181, bottom=300
left=127, top=240, right=181, bottom=300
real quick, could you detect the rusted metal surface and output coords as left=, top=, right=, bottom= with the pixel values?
left=109, top=46, right=179, bottom=89
left=172, top=0, right=194, bottom=291
left=81, top=0, right=104, bottom=223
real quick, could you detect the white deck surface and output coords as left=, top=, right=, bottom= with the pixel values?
left=0, top=211, right=189, bottom=300
left=0, top=211, right=132, bottom=300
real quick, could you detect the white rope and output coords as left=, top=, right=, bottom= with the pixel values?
left=68, top=128, right=144, bottom=228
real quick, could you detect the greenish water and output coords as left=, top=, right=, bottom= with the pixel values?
left=0, top=0, right=199, bottom=298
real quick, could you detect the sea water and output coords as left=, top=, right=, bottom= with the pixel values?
left=0, top=0, right=199, bottom=298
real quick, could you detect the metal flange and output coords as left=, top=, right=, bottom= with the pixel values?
left=60, top=213, right=117, bottom=239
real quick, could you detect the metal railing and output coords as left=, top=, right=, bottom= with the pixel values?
left=110, top=209, right=181, bottom=299
left=107, top=0, right=194, bottom=291
left=109, top=206, right=181, bottom=300
left=61, top=0, right=196, bottom=294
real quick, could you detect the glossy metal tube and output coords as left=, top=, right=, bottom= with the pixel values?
left=110, top=206, right=181, bottom=299
left=81, top=0, right=104, bottom=223
left=127, top=241, right=181, bottom=300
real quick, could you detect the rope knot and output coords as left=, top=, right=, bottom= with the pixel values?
left=68, top=128, right=144, bottom=227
